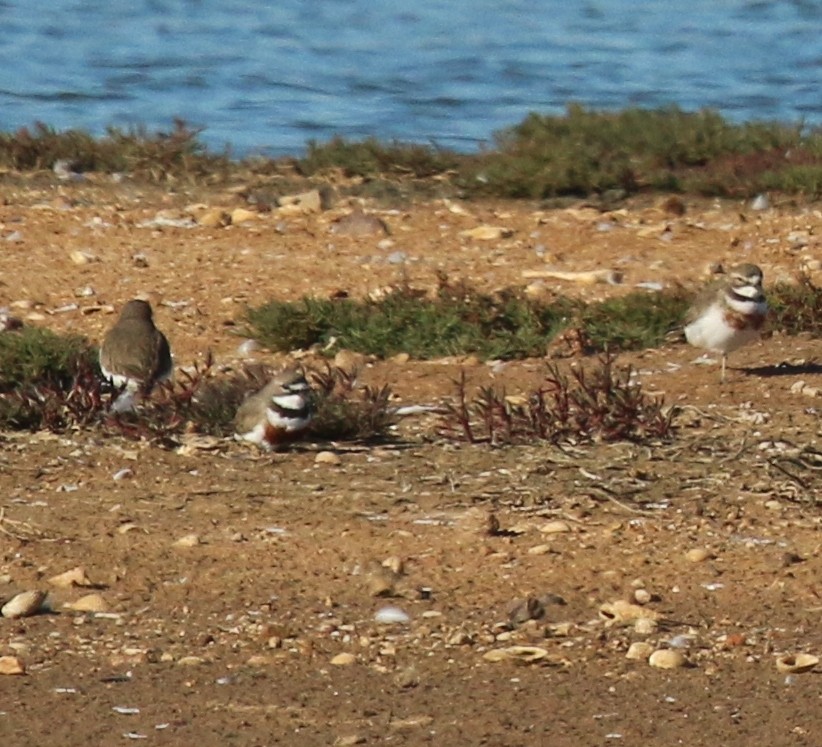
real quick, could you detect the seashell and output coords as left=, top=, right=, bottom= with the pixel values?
left=626, top=642, right=654, bottom=661
left=48, top=566, right=93, bottom=589
left=483, top=646, right=550, bottom=664
left=599, top=599, right=660, bottom=625
left=649, top=649, right=687, bottom=669
left=775, top=653, right=819, bottom=674
left=1, top=590, right=46, bottom=619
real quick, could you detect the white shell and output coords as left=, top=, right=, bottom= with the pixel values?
left=374, top=606, right=410, bottom=624
left=775, top=653, right=819, bottom=674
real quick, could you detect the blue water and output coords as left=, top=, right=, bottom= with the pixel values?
left=0, top=1, right=819, bottom=157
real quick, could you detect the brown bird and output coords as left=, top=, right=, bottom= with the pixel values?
left=99, top=299, right=173, bottom=393
left=684, top=263, right=768, bottom=383
left=234, top=366, right=314, bottom=450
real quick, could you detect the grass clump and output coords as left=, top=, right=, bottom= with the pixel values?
left=768, top=276, right=822, bottom=337
left=247, top=279, right=580, bottom=361
left=462, top=104, right=821, bottom=198
left=0, top=119, right=230, bottom=182
left=580, top=290, right=691, bottom=350
left=440, top=353, right=673, bottom=446
left=0, top=326, right=96, bottom=392
left=298, top=136, right=464, bottom=179
left=246, top=280, right=690, bottom=361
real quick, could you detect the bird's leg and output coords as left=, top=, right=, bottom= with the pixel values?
left=720, top=354, right=727, bottom=384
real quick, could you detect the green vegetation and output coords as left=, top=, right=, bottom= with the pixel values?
left=0, top=119, right=230, bottom=182
left=0, top=326, right=96, bottom=392
left=769, top=277, right=822, bottom=337
left=0, top=106, right=819, bottom=197
left=246, top=280, right=691, bottom=361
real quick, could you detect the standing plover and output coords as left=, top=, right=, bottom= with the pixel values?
left=684, top=263, right=767, bottom=382
left=99, top=299, right=172, bottom=393
left=234, top=366, right=315, bottom=450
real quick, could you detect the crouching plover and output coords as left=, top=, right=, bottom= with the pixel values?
left=234, top=366, right=315, bottom=450
left=684, top=263, right=768, bottom=383
left=99, top=300, right=173, bottom=393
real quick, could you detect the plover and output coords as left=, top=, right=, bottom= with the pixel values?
left=99, top=299, right=173, bottom=393
left=234, top=366, right=315, bottom=450
left=684, top=263, right=767, bottom=382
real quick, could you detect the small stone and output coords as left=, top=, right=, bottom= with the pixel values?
left=634, top=617, right=659, bottom=635
left=173, top=533, right=201, bottom=548
left=0, top=656, right=25, bottom=675
left=750, top=194, right=770, bottom=211
left=389, top=715, right=434, bottom=732
left=527, top=544, right=553, bottom=555
left=633, top=588, right=652, bottom=605
left=626, top=642, right=654, bottom=660
left=374, top=606, right=410, bottom=624
left=685, top=547, right=712, bottom=563
left=331, top=211, right=389, bottom=237
left=315, top=451, right=342, bottom=466
left=391, top=352, right=410, bottom=364
left=277, top=189, right=322, bottom=213
left=539, top=520, right=572, bottom=534
left=198, top=208, right=231, bottom=227
left=1, top=590, right=46, bottom=619
left=231, top=208, right=258, bottom=224
left=65, top=593, right=108, bottom=613
left=649, top=649, right=687, bottom=669
left=334, top=736, right=366, bottom=747
left=177, top=656, right=205, bottom=666
left=69, top=250, right=99, bottom=265
left=330, top=652, right=357, bottom=666
left=394, top=666, right=420, bottom=688
left=459, top=225, right=513, bottom=241
left=48, top=566, right=93, bottom=589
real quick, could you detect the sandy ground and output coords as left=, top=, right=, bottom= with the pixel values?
left=1, top=173, right=822, bottom=746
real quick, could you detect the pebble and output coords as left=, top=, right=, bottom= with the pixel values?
left=648, top=649, right=687, bottom=669
left=330, top=652, right=357, bottom=666
left=633, top=588, right=652, bottom=605
left=69, top=250, right=99, bottom=265
left=0, top=656, right=25, bottom=675
left=176, top=656, right=205, bottom=666
left=65, top=593, right=108, bottom=613
left=173, top=534, right=201, bottom=548
left=231, top=208, right=258, bottom=224
left=458, top=225, right=513, bottom=241
left=48, top=566, right=93, bottom=589
left=1, top=590, right=46, bottom=619
left=685, top=547, right=712, bottom=563
left=626, top=642, right=654, bottom=661
left=198, top=208, right=230, bottom=227
left=539, top=520, right=572, bottom=534
left=315, top=451, right=342, bottom=466
left=374, top=606, right=410, bottom=624
left=334, top=736, right=366, bottom=747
